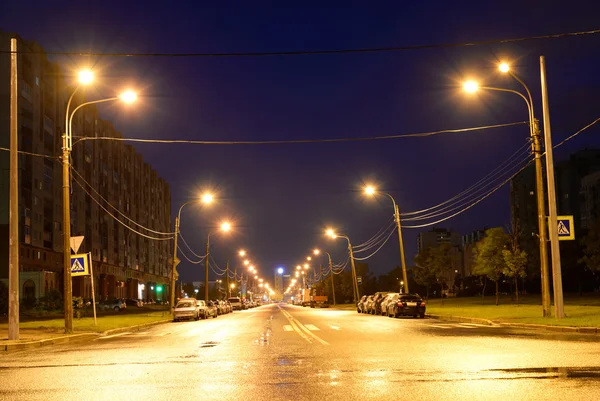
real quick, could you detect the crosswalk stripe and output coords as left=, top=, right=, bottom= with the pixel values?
left=329, top=325, right=340, bottom=331
left=305, top=324, right=320, bottom=331
left=283, top=325, right=293, bottom=332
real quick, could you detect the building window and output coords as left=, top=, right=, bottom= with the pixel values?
left=33, top=196, right=39, bottom=206
left=37, top=251, right=41, bottom=260
left=35, top=76, right=39, bottom=86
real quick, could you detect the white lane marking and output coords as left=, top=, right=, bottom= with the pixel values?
left=246, top=314, right=256, bottom=319
left=283, top=325, right=293, bottom=332
left=305, top=324, right=320, bottom=331
left=329, top=325, right=340, bottom=331
left=98, top=332, right=132, bottom=339
left=155, top=332, right=171, bottom=337
left=428, top=325, right=452, bottom=329
left=460, top=323, right=492, bottom=327
left=451, top=324, right=477, bottom=329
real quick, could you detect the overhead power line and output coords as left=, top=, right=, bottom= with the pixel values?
left=74, top=121, right=526, bottom=146
left=3, top=29, right=599, bottom=57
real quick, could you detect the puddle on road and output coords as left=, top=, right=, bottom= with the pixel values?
left=253, top=315, right=273, bottom=346
left=489, top=366, right=600, bottom=379
left=199, top=341, right=219, bottom=348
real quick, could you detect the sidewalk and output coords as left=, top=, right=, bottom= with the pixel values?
left=1, top=311, right=172, bottom=351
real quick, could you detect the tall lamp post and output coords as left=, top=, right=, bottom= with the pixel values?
left=205, top=222, right=231, bottom=301
left=170, top=193, right=214, bottom=308
left=364, top=185, right=409, bottom=294
left=62, top=70, right=137, bottom=333
left=313, top=249, right=336, bottom=305
left=463, top=63, right=553, bottom=317
left=326, top=229, right=360, bottom=303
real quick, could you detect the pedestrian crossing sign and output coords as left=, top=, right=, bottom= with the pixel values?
left=557, top=215, right=575, bottom=241
left=70, top=254, right=90, bottom=276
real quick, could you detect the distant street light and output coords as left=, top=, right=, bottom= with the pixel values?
left=364, top=185, right=409, bottom=294
left=326, top=228, right=360, bottom=303
left=205, top=221, right=232, bottom=301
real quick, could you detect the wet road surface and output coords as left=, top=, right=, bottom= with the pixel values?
left=1, top=303, right=600, bottom=400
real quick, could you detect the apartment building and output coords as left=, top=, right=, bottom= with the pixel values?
left=0, top=31, right=172, bottom=303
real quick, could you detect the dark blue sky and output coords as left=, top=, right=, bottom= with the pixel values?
left=2, top=1, right=600, bottom=282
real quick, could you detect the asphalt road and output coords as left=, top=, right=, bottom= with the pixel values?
left=1, top=303, right=599, bottom=400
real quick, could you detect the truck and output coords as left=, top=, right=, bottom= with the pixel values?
left=310, top=295, right=329, bottom=308
left=301, top=289, right=311, bottom=307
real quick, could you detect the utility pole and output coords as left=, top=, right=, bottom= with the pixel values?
left=327, top=254, right=336, bottom=305
left=348, top=242, right=359, bottom=303
left=540, top=56, right=564, bottom=319
left=532, top=118, right=552, bottom=317
left=205, top=236, right=210, bottom=302
left=225, top=260, right=230, bottom=298
left=170, top=217, right=180, bottom=307
left=62, top=87, right=74, bottom=335
left=394, top=203, right=409, bottom=294
left=8, top=37, right=19, bottom=341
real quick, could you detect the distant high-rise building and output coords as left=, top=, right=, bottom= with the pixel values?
left=0, top=32, right=171, bottom=303
left=417, top=227, right=460, bottom=253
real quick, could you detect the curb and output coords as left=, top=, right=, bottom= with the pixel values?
left=2, top=333, right=98, bottom=351
left=428, top=314, right=599, bottom=334
left=427, top=314, right=495, bottom=326
left=100, top=318, right=172, bottom=337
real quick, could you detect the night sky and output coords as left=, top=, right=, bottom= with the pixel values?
left=2, top=1, right=600, bottom=282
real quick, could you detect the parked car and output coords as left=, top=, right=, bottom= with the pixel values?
left=125, top=298, right=142, bottom=308
left=228, top=297, right=243, bottom=311
left=379, top=293, right=399, bottom=316
left=173, top=299, right=200, bottom=321
left=223, top=300, right=232, bottom=314
left=357, top=295, right=368, bottom=313
left=363, top=295, right=375, bottom=314
left=212, top=300, right=224, bottom=315
left=204, top=301, right=218, bottom=318
left=371, top=292, right=389, bottom=315
left=386, top=294, right=427, bottom=318
left=98, top=298, right=126, bottom=312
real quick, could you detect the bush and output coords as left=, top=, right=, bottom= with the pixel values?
left=38, top=289, right=63, bottom=310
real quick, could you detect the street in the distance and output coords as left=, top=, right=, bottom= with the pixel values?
left=1, top=303, right=599, bottom=400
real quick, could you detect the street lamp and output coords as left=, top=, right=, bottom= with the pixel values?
left=170, top=192, right=214, bottom=308
left=205, top=221, right=232, bottom=301
left=363, top=184, right=409, bottom=294
left=462, top=64, right=554, bottom=317
left=326, top=228, right=360, bottom=303
left=312, top=248, right=336, bottom=305
left=62, top=71, right=138, bottom=333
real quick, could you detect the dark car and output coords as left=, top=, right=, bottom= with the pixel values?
left=125, top=298, right=142, bottom=307
left=385, top=293, right=426, bottom=318
left=371, top=292, right=389, bottom=315
left=357, top=295, right=368, bottom=313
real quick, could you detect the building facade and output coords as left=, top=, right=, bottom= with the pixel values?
left=0, top=32, right=172, bottom=303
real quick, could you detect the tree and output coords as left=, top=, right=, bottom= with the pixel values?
left=581, top=217, right=600, bottom=273
left=472, top=227, right=509, bottom=305
left=413, top=243, right=454, bottom=300
left=503, top=215, right=528, bottom=305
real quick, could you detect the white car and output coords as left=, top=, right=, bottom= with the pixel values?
left=228, top=297, right=242, bottom=311
left=173, top=299, right=200, bottom=321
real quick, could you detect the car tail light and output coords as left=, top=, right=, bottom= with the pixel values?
left=420, top=301, right=426, bottom=307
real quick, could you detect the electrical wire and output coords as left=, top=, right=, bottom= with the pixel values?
left=0, top=147, right=58, bottom=159
left=551, top=116, right=600, bottom=150
left=5, top=28, right=599, bottom=57
left=70, top=171, right=173, bottom=241
left=352, top=219, right=396, bottom=251
left=71, top=166, right=176, bottom=235
left=73, top=121, right=526, bottom=147
left=402, top=148, right=533, bottom=221
left=178, top=231, right=206, bottom=259
left=402, top=140, right=532, bottom=217
left=353, top=227, right=398, bottom=261
left=403, top=158, right=535, bottom=229
left=208, top=254, right=226, bottom=273
left=177, top=245, right=205, bottom=265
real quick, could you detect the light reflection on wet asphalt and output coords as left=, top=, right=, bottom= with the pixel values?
left=1, top=303, right=600, bottom=400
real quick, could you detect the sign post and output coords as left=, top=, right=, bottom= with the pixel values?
left=88, top=253, right=97, bottom=326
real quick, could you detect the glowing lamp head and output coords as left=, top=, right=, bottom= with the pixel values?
left=202, top=193, right=214, bottom=204
left=239, top=250, right=246, bottom=257
left=365, top=185, right=376, bottom=196
left=499, top=63, right=510, bottom=73
left=306, top=256, right=312, bottom=261
left=326, top=229, right=337, bottom=239
left=78, top=69, right=94, bottom=85
left=119, top=90, right=137, bottom=104
left=244, top=260, right=250, bottom=266
left=303, top=263, right=309, bottom=269
left=313, top=249, right=320, bottom=255
left=463, top=80, right=479, bottom=93
left=220, top=222, right=231, bottom=232
left=277, top=267, right=284, bottom=275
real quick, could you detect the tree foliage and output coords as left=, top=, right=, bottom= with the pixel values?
left=472, top=227, right=509, bottom=305
left=581, top=218, right=600, bottom=272
left=413, top=243, right=454, bottom=298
